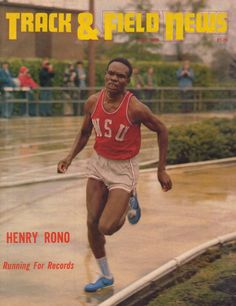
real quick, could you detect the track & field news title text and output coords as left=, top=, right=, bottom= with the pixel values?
left=5, top=11, right=228, bottom=41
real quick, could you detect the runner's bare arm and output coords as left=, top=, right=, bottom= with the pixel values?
left=57, top=94, right=97, bottom=173
left=129, top=97, right=172, bottom=191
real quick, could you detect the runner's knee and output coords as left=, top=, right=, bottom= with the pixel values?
left=87, top=215, right=99, bottom=230
left=98, top=221, right=117, bottom=236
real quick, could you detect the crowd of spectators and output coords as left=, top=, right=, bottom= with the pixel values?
left=0, top=59, right=194, bottom=118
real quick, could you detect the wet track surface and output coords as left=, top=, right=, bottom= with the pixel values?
left=1, top=112, right=235, bottom=187
left=0, top=113, right=236, bottom=306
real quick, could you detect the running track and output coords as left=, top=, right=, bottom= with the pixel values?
left=0, top=113, right=236, bottom=306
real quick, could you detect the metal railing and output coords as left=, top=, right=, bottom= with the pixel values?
left=0, top=86, right=236, bottom=117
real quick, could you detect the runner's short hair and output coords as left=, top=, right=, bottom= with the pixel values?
left=107, top=58, right=133, bottom=78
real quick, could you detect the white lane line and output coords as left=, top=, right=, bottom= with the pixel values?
left=0, top=138, right=76, bottom=150
left=0, top=119, right=83, bottom=130
left=0, top=145, right=94, bottom=162
left=0, top=179, right=87, bottom=224
left=0, top=159, right=87, bottom=179
left=0, top=155, right=156, bottom=184
left=1, top=157, right=236, bottom=188
left=0, top=145, right=155, bottom=163
left=0, top=172, right=88, bottom=188
left=0, top=143, right=155, bottom=162
left=0, top=133, right=156, bottom=151
left=1, top=164, right=58, bottom=179
left=0, top=148, right=70, bottom=161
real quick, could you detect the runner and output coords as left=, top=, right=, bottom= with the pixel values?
left=57, top=57, right=172, bottom=292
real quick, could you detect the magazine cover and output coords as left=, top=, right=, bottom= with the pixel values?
left=0, top=1, right=236, bottom=305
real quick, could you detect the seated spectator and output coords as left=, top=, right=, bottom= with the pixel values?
left=18, top=66, right=38, bottom=116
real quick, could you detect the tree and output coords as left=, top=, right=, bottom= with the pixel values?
left=168, top=0, right=207, bottom=13
left=228, top=53, right=236, bottom=85
left=114, top=0, right=162, bottom=61
left=211, top=49, right=233, bottom=83
left=88, top=0, right=96, bottom=87
left=166, top=0, right=214, bottom=61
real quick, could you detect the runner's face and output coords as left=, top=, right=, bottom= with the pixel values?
left=105, top=62, right=130, bottom=94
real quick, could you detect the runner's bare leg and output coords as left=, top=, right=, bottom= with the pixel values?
left=86, top=178, right=108, bottom=258
left=86, top=179, right=130, bottom=258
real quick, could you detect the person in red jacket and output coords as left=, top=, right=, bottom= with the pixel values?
left=57, top=58, right=172, bottom=292
left=18, top=66, right=38, bottom=116
left=18, top=66, right=38, bottom=89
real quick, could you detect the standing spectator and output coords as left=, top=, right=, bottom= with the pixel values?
left=176, top=60, right=194, bottom=112
left=0, top=62, right=16, bottom=118
left=18, top=66, right=38, bottom=116
left=144, top=67, right=157, bottom=109
left=39, top=59, right=55, bottom=116
left=63, top=64, right=77, bottom=115
left=130, top=67, right=144, bottom=99
left=64, top=64, right=77, bottom=88
left=75, top=61, right=86, bottom=88
left=75, top=61, right=87, bottom=115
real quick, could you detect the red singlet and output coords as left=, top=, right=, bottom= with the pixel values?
left=91, top=90, right=141, bottom=160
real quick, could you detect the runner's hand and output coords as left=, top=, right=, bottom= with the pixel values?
left=157, top=170, right=172, bottom=192
left=57, top=158, right=71, bottom=173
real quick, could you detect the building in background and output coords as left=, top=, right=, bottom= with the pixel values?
left=1, top=0, right=235, bottom=64
left=0, top=1, right=85, bottom=59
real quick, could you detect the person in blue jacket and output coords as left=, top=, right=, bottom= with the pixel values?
left=176, top=60, right=194, bottom=112
left=0, top=62, right=16, bottom=118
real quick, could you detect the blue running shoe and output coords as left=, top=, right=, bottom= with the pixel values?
left=128, top=194, right=141, bottom=225
left=84, top=275, right=114, bottom=292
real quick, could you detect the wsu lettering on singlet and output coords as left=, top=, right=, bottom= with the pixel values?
left=91, top=90, right=141, bottom=160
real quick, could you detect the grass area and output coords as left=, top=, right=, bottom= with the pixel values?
left=148, top=248, right=236, bottom=306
